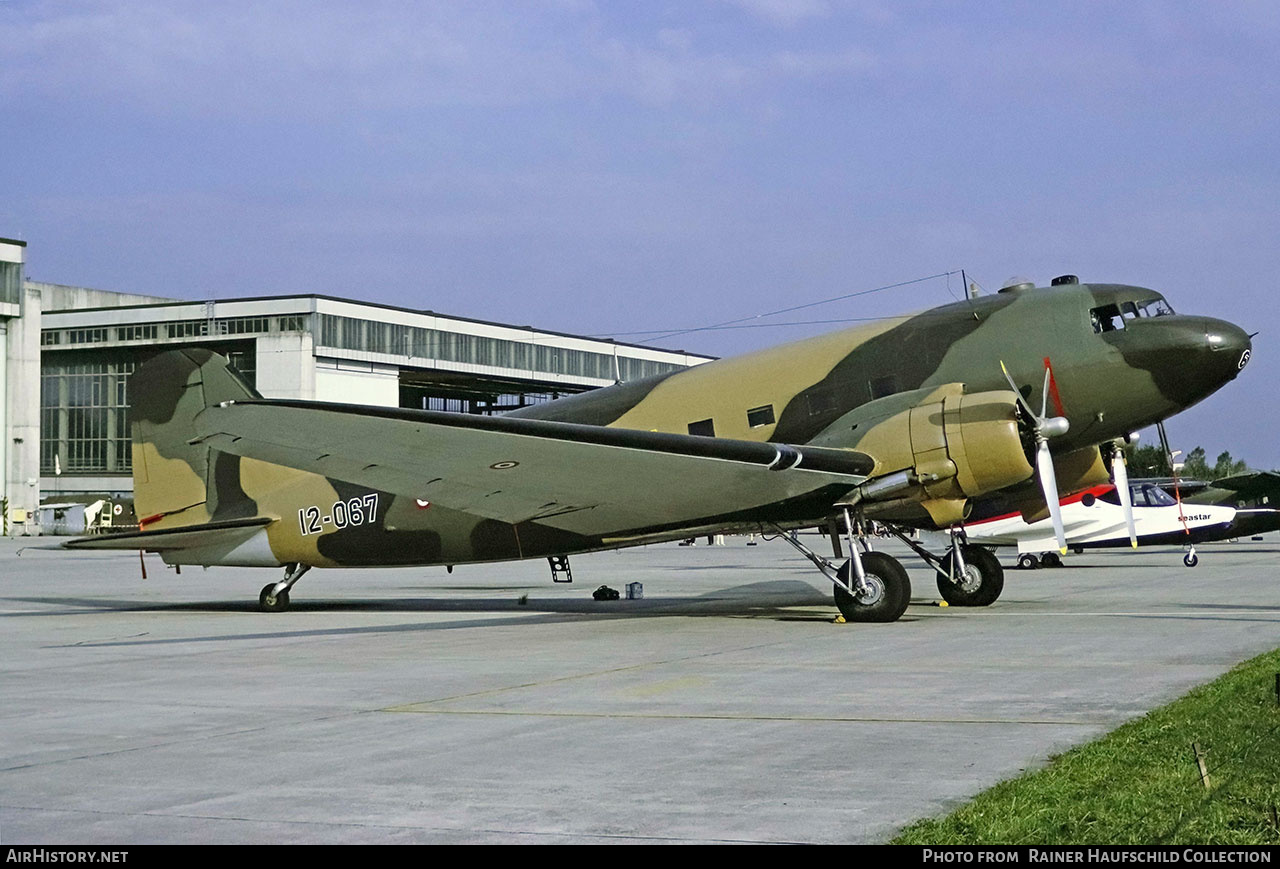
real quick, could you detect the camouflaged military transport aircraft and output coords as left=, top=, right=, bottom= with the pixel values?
left=65, top=276, right=1252, bottom=621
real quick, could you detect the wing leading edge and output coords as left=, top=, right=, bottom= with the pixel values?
left=194, top=399, right=874, bottom=538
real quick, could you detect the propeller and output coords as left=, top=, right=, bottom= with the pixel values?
left=1109, top=441, right=1138, bottom=549
left=1002, top=361, right=1071, bottom=554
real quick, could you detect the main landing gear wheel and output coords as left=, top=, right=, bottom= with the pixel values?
left=833, top=551, right=911, bottom=623
left=1039, top=552, right=1063, bottom=568
left=259, top=583, right=290, bottom=613
left=937, top=546, right=1005, bottom=607
left=1017, top=553, right=1040, bottom=570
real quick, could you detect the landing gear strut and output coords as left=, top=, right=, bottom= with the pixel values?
left=886, top=526, right=1005, bottom=607
left=774, top=508, right=911, bottom=622
left=938, top=545, right=1004, bottom=606
left=259, top=562, right=311, bottom=613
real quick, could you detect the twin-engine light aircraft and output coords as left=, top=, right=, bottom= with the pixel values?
left=66, top=276, right=1252, bottom=621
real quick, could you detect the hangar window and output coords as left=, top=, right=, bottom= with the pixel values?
left=0, top=261, right=19, bottom=305
left=688, top=418, right=715, bottom=437
left=746, top=405, right=775, bottom=428
left=117, top=324, right=158, bottom=342
left=168, top=320, right=208, bottom=339
left=67, top=328, right=110, bottom=344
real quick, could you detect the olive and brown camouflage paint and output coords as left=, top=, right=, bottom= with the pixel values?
left=115, top=280, right=1251, bottom=570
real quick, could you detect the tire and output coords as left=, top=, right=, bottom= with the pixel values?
left=259, top=583, right=290, bottom=613
left=1183, top=552, right=1199, bottom=568
left=937, top=545, right=1005, bottom=607
left=833, top=551, right=911, bottom=623
left=1039, top=552, right=1063, bottom=569
left=1017, top=553, right=1040, bottom=570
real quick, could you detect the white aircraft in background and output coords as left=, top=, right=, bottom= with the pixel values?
left=959, top=481, right=1238, bottom=569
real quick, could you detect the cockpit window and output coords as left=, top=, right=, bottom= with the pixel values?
left=1091, top=298, right=1176, bottom=332
left=1137, top=484, right=1178, bottom=507
left=1090, top=303, right=1126, bottom=332
left=1138, top=298, right=1175, bottom=317
left=1100, top=483, right=1179, bottom=507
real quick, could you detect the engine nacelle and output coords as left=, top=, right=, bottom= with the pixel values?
left=848, top=386, right=1034, bottom=526
left=1017, top=445, right=1112, bottom=524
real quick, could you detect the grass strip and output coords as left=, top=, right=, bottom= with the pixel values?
left=893, top=648, right=1280, bottom=845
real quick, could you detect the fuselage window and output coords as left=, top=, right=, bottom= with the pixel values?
left=746, top=405, right=775, bottom=428
left=688, top=418, right=715, bottom=437
left=806, top=388, right=838, bottom=416
left=868, top=374, right=899, bottom=400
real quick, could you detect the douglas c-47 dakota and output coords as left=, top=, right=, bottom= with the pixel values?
left=65, top=275, right=1252, bottom=622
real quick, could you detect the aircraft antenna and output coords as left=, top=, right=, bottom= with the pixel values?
left=602, top=270, right=961, bottom=343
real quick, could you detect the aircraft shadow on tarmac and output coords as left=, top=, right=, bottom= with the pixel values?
left=8, top=580, right=895, bottom=648
left=2, top=579, right=843, bottom=622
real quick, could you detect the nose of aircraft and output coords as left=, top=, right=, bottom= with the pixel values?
left=1204, top=318, right=1253, bottom=369
left=1155, top=316, right=1252, bottom=408
left=1118, top=314, right=1251, bottom=411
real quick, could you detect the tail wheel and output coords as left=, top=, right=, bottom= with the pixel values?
left=833, top=551, right=911, bottom=623
left=937, top=546, right=1005, bottom=607
left=259, top=583, right=290, bottom=613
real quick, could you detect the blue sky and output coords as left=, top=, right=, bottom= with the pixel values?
left=4, top=1, right=1277, bottom=468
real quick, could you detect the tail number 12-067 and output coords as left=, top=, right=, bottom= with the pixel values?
left=298, top=494, right=380, bottom=536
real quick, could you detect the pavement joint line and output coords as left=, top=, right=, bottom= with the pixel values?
left=0, top=709, right=363, bottom=774
left=965, top=610, right=1280, bottom=617
left=382, top=639, right=794, bottom=710
left=380, top=707, right=1107, bottom=726
left=0, top=803, right=798, bottom=844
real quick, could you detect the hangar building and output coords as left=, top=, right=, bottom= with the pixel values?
left=2, top=238, right=712, bottom=534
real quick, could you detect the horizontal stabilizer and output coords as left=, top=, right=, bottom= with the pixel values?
left=62, top=517, right=273, bottom=552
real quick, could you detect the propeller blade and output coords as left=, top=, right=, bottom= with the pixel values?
left=1000, top=360, right=1039, bottom=421
left=1036, top=439, right=1067, bottom=554
left=1111, top=448, right=1138, bottom=549
left=1040, top=365, right=1052, bottom=420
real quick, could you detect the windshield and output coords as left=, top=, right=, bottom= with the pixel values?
left=1137, top=298, right=1175, bottom=317
left=1090, top=296, right=1177, bottom=333
left=1100, top=483, right=1179, bottom=507
left=1136, top=483, right=1178, bottom=507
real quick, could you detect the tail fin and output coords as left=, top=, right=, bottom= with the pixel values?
left=131, top=349, right=261, bottom=529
